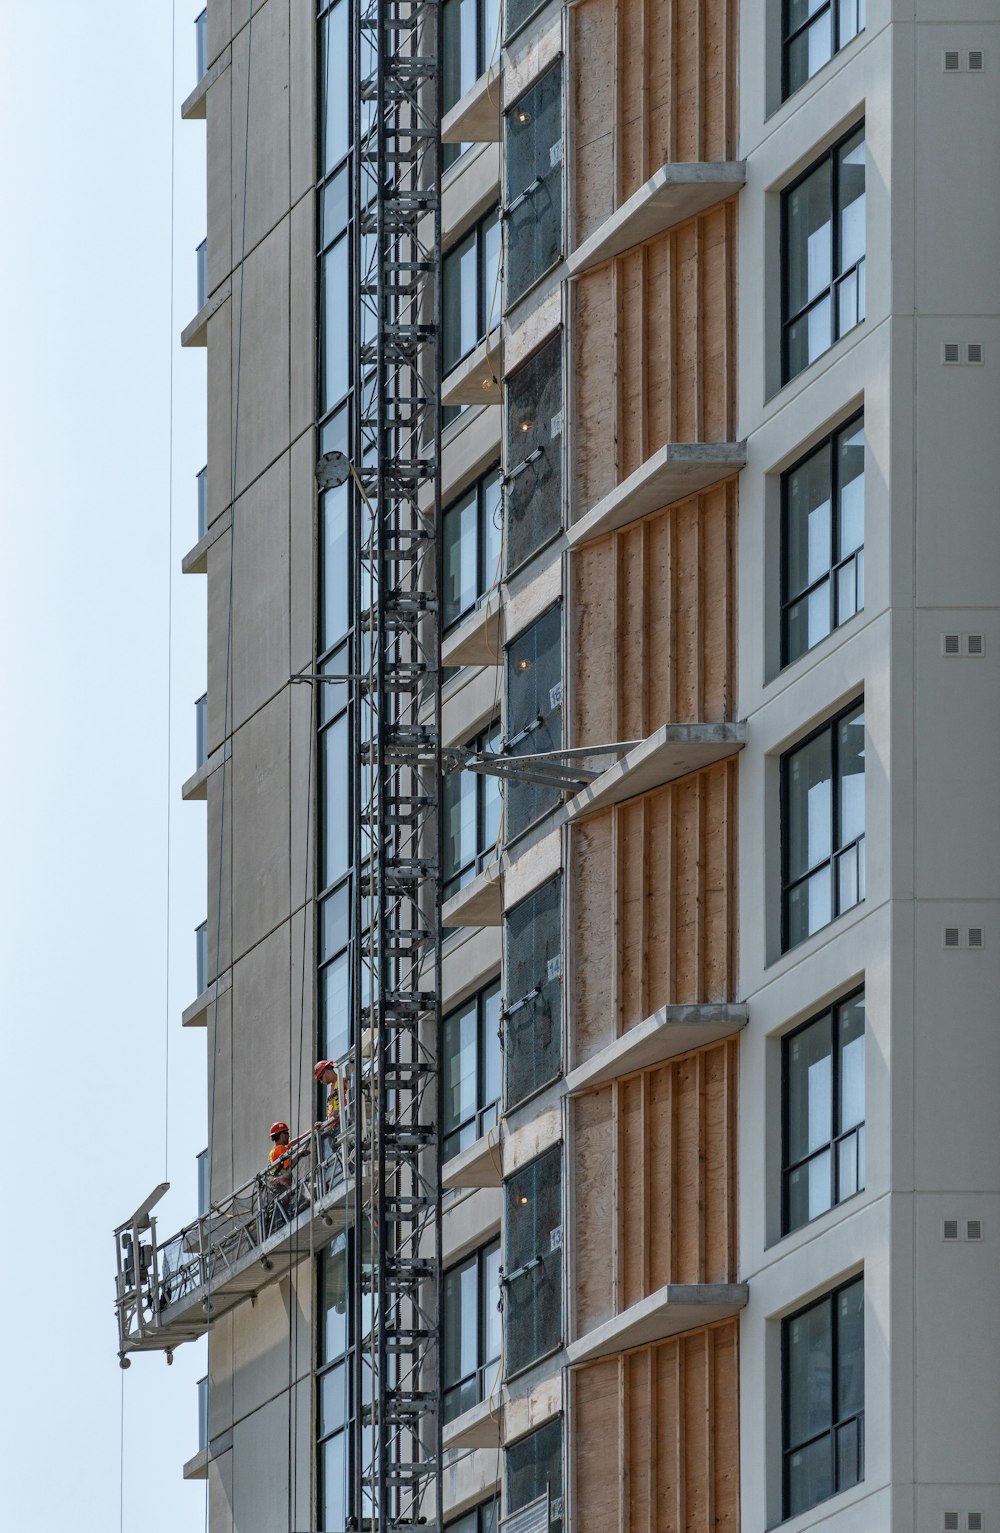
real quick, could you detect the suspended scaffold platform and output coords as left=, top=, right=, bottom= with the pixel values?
left=113, top=1123, right=357, bottom=1365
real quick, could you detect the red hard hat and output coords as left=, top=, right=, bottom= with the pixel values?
left=314, top=1059, right=334, bottom=1080
left=269, top=1121, right=289, bottom=1138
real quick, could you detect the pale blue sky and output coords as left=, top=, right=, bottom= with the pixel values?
left=0, top=4, right=214, bottom=1526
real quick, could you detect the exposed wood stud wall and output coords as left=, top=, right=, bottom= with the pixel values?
left=572, top=1039, right=738, bottom=1334
left=571, top=0, right=738, bottom=244
left=573, top=1321, right=740, bottom=1532
left=571, top=481, right=738, bottom=746
left=572, top=206, right=737, bottom=518
left=570, top=760, right=738, bottom=1065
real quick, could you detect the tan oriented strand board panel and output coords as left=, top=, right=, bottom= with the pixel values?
left=572, top=482, right=737, bottom=747
left=571, top=0, right=738, bottom=244
left=574, top=1321, right=740, bottom=1532
left=573, top=1040, right=738, bottom=1334
left=571, top=761, right=738, bottom=1063
left=572, top=207, right=737, bottom=518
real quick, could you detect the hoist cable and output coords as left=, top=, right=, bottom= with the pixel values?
left=163, top=0, right=176, bottom=1189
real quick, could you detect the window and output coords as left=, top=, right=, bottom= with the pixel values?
left=782, top=699, right=865, bottom=950
left=505, top=63, right=563, bottom=305
left=195, top=919, right=208, bottom=995
left=196, top=237, right=207, bottom=310
left=504, top=876, right=562, bottom=1108
left=319, top=0, right=350, bottom=177
left=782, top=126, right=865, bottom=383
left=194, top=9, right=207, bottom=82
left=444, top=722, right=502, bottom=899
left=783, top=0, right=865, bottom=100
left=505, top=0, right=548, bottom=42
left=505, top=604, right=563, bottom=838
left=783, top=1275, right=864, bottom=1518
left=782, top=412, right=864, bottom=666
left=443, top=978, right=502, bottom=1161
left=505, top=332, right=562, bottom=572
left=195, top=692, right=208, bottom=768
left=319, top=880, right=352, bottom=1063
left=444, top=208, right=502, bottom=374
left=783, top=989, right=865, bottom=1233
left=445, top=0, right=501, bottom=111
left=447, top=1505, right=500, bottom=1533
left=444, top=466, right=503, bottom=629
left=196, top=465, right=207, bottom=540
left=317, top=1233, right=375, bottom=1532
left=505, top=1145, right=563, bottom=1374
left=443, top=1239, right=502, bottom=1422
left=506, top=1417, right=564, bottom=1533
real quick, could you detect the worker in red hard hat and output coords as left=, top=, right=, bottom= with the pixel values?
left=314, top=1059, right=341, bottom=1135
left=268, top=1120, right=293, bottom=1189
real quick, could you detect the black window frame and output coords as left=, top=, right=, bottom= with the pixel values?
left=504, top=61, right=563, bottom=307
left=781, top=123, right=866, bottom=386
left=782, top=1274, right=865, bottom=1519
left=780, top=697, right=865, bottom=952
left=443, top=463, right=503, bottom=631
left=505, top=1416, right=564, bottom=1533
left=443, top=721, right=503, bottom=900
left=503, top=874, right=563, bottom=1109
left=781, top=987, right=866, bottom=1235
left=503, top=1144, right=563, bottom=1376
left=781, top=410, right=865, bottom=668
left=442, top=1237, right=502, bottom=1424
left=781, top=0, right=866, bottom=102
left=443, top=976, right=502, bottom=1162
left=504, top=601, right=563, bottom=840
left=504, top=331, right=563, bottom=576
left=443, top=205, right=502, bottom=374
left=443, top=0, right=502, bottom=115
left=317, top=1232, right=373, bottom=1533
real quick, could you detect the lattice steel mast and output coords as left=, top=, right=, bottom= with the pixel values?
left=353, top=0, right=443, bottom=1523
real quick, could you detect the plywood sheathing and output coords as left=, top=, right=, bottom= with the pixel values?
left=570, top=0, right=738, bottom=245
left=573, top=1038, right=737, bottom=1334
left=572, top=205, right=737, bottom=518
left=571, top=481, right=737, bottom=747
left=571, top=760, right=738, bottom=1064
left=573, top=1320, right=740, bottom=1532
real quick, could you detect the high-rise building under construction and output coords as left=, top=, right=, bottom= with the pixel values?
left=114, top=0, right=1000, bottom=1529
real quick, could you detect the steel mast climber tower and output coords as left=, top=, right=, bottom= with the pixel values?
left=352, top=0, right=443, bottom=1525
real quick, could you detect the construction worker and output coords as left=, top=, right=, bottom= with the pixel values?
left=314, top=1059, right=340, bottom=1134
left=268, top=1121, right=293, bottom=1190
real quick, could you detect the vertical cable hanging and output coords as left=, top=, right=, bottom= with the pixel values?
left=352, top=0, right=443, bottom=1521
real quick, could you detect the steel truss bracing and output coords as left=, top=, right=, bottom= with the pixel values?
left=352, top=0, right=443, bottom=1525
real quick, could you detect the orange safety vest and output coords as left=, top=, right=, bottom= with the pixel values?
left=326, top=1080, right=340, bottom=1122
left=269, top=1143, right=292, bottom=1182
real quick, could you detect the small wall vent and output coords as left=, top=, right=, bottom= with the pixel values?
left=945, top=1515, right=961, bottom=1533
left=968, top=927, right=984, bottom=950
left=966, top=1218, right=984, bottom=1241
left=942, top=633, right=962, bottom=655
left=967, top=342, right=984, bottom=365
left=943, top=49, right=961, bottom=71
left=967, top=632, right=985, bottom=655
left=944, top=927, right=961, bottom=949
left=942, top=632, right=985, bottom=656
left=943, top=927, right=985, bottom=950
left=942, top=341, right=961, bottom=364
left=968, top=50, right=984, bottom=72
left=943, top=1219, right=961, bottom=1241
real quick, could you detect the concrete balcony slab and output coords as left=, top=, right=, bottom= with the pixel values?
left=568, top=161, right=746, bottom=276
left=442, top=330, right=503, bottom=407
left=181, top=279, right=230, bottom=348
left=182, top=1447, right=208, bottom=1481
left=181, top=759, right=210, bottom=801
left=443, top=1132, right=502, bottom=1191
left=181, top=47, right=228, bottom=121
left=567, top=441, right=746, bottom=547
left=442, top=593, right=503, bottom=668
left=566, top=722, right=747, bottom=819
left=442, top=1396, right=502, bottom=1451
left=568, top=1282, right=749, bottom=1365
left=567, top=1003, right=748, bottom=1091
left=442, top=71, right=503, bottom=144
left=182, top=969, right=232, bottom=1030
left=442, top=865, right=503, bottom=928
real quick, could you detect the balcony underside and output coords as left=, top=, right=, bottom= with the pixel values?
left=568, top=1282, right=749, bottom=1365
left=566, top=721, right=747, bottom=819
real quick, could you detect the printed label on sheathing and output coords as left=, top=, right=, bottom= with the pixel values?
left=546, top=954, right=562, bottom=983
left=548, top=682, right=562, bottom=710
left=549, top=410, right=563, bottom=438
left=549, top=139, right=562, bottom=168
left=550, top=1225, right=562, bottom=1251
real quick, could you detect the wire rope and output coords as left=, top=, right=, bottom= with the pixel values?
left=163, top=0, right=176, bottom=1190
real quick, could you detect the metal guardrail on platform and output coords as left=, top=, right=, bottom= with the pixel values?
left=114, top=1122, right=350, bottom=1362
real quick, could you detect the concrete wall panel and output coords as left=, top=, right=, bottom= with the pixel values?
left=573, top=1040, right=738, bottom=1332
left=573, top=1320, right=740, bottom=1532
left=233, top=218, right=291, bottom=498
left=232, top=455, right=291, bottom=731
left=571, top=762, right=738, bottom=1062
left=231, top=692, right=291, bottom=961
left=570, top=0, right=738, bottom=245
left=572, top=205, right=737, bottom=518
left=230, top=0, right=291, bottom=268
left=572, top=480, right=738, bottom=745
